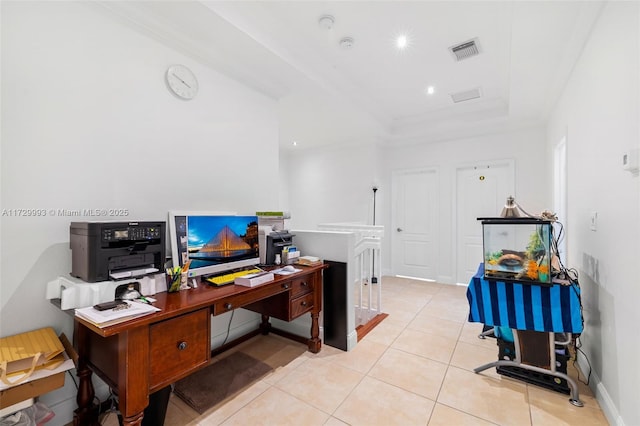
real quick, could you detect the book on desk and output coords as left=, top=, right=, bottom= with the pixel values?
left=233, top=271, right=274, bottom=287
left=297, top=256, right=323, bottom=266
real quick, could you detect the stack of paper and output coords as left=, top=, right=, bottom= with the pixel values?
left=272, top=267, right=302, bottom=275
left=75, top=301, right=160, bottom=328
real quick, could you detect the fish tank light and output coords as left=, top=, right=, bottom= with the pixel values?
left=478, top=217, right=553, bottom=285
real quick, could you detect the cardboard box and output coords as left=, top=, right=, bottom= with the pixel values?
left=0, top=333, right=75, bottom=410
left=0, top=327, right=65, bottom=381
left=0, top=373, right=64, bottom=409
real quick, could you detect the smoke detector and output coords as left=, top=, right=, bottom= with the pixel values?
left=318, top=15, right=335, bottom=30
left=339, top=37, right=355, bottom=49
left=449, top=38, right=480, bottom=61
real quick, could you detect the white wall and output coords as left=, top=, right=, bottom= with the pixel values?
left=285, top=128, right=548, bottom=284
left=380, top=127, right=548, bottom=283
left=3, top=1, right=638, bottom=425
left=547, top=2, right=639, bottom=425
left=283, top=143, right=379, bottom=230
left=1, top=3, right=279, bottom=424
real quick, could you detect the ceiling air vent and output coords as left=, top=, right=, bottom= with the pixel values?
left=450, top=39, right=479, bottom=61
left=450, top=87, right=482, bottom=103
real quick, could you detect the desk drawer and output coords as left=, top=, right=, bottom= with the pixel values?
left=290, top=276, right=314, bottom=298
left=149, top=309, right=209, bottom=388
left=290, top=293, right=314, bottom=319
left=212, top=282, right=288, bottom=315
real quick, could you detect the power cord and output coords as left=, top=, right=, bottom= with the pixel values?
left=66, top=366, right=120, bottom=424
left=221, top=310, right=235, bottom=346
left=547, top=217, right=591, bottom=386
left=66, top=369, right=78, bottom=389
left=573, top=335, right=592, bottom=386
left=501, top=204, right=592, bottom=389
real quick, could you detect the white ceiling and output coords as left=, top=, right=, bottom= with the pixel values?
left=98, top=1, right=605, bottom=150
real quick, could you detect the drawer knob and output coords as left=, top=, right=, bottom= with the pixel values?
left=301, top=282, right=308, bottom=287
left=224, top=303, right=233, bottom=310
left=301, top=301, right=307, bottom=306
left=177, top=341, right=188, bottom=351
left=282, top=283, right=290, bottom=289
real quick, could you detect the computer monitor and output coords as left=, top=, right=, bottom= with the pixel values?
left=168, top=211, right=260, bottom=278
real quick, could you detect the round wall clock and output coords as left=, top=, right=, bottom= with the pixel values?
left=165, top=64, right=198, bottom=100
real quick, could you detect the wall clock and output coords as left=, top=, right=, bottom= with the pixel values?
left=165, top=64, right=198, bottom=100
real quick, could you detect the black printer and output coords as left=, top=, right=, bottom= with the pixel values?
left=265, top=232, right=295, bottom=265
left=70, top=221, right=165, bottom=282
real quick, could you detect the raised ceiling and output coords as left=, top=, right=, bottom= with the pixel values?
left=97, top=1, right=605, bottom=149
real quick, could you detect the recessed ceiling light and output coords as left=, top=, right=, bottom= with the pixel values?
left=391, top=31, right=414, bottom=51
left=426, top=86, right=435, bottom=95
left=396, top=35, right=408, bottom=50
left=292, top=141, right=298, bottom=146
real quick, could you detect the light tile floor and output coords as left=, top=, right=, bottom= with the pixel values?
left=102, top=275, right=608, bottom=425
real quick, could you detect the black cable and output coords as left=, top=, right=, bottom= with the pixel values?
left=270, top=229, right=289, bottom=241
left=551, top=221, right=564, bottom=271
left=551, top=221, right=581, bottom=284
left=573, top=336, right=592, bottom=386
left=550, top=220, right=583, bottom=329
left=552, top=223, right=585, bottom=343
left=221, top=310, right=235, bottom=346
left=548, top=219, right=592, bottom=387
left=569, top=281, right=585, bottom=331
left=503, top=210, right=591, bottom=389
left=67, top=368, right=118, bottom=422
left=67, top=369, right=78, bottom=389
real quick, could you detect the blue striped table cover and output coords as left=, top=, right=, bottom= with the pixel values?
left=466, top=263, right=583, bottom=334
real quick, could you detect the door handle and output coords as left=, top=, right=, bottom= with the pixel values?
left=397, top=228, right=403, bottom=232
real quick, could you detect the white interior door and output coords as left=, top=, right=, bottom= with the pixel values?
left=456, top=161, right=514, bottom=284
left=391, top=168, right=438, bottom=279
left=553, top=137, right=568, bottom=265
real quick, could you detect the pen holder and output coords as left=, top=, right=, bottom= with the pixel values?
left=166, top=272, right=182, bottom=293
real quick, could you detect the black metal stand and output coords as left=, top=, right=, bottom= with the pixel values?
left=371, top=186, right=378, bottom=284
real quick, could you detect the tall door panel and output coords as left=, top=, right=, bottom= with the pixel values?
left=456, top=161, right=514, bottom=283
left=392, top=168, right=438, bottom=279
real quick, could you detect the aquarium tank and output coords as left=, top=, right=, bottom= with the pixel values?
left=479, top=218, right=553, bottom=285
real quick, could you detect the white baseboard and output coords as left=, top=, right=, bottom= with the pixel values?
left=40, top=380, right=110, bottom=426
left=46, top=396, right=77, bottom=426
left=346, top=330, right=358, bottom=351
left=437, top=275, right=455, bottom=284
left=211, top=317, right=261, bottom=348
left=270, top=316, right=312, bottom=340
left=576, top=355, right=624, bottom=426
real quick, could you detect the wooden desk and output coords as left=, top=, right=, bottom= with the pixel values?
left=72, top=264, right=326, bottom=426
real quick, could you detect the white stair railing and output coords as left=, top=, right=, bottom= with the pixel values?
left=318, top=223, right=384, bottom=327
